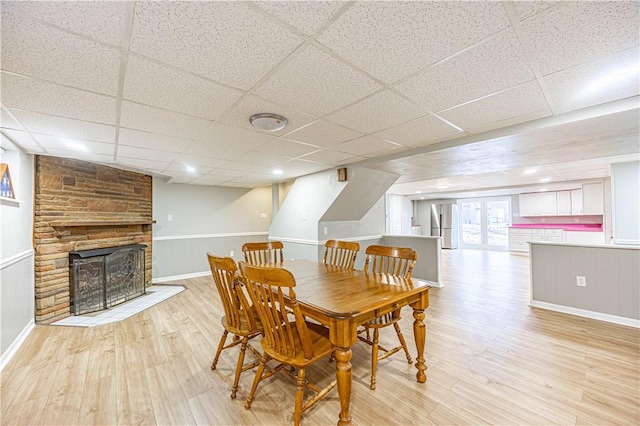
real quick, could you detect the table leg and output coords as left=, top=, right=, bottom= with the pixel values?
left=334, top=347, right=353, bottom=426
left=412, top=308, right=427, bottom=383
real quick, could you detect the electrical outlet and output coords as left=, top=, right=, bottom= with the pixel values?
left=576, top=276, right=586, bottom=287
left=323, top=227, right=328, bottom=235
left=167, top=214, right=173, bottom=221
left=230, top=250, right=234, bottom=257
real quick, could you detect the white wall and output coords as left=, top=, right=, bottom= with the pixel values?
left=0, top=137, right=35, bottom=369
left=152, top=178, right=272, bottom=280
left=611, top=161, right=640, bottom=245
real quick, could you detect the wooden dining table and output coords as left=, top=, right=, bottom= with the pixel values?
left=257, top=259, right=432, bottom=426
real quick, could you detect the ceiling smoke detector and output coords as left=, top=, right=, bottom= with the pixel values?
left=249, top=113, right=288, bottom=132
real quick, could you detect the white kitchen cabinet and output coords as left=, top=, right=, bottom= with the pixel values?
left=582, top=182, right=604, bottom=214
left=570, top=189, right=583, bottom=214
left=556, top=190, right=572, bottom=215
left=508, top=228, right=532, bottom=252
left=519, top=192, right=557, bottom=216
left=564, top=231, right=605, bottom=244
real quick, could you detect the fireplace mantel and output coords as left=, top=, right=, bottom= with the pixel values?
left=51, top=220, right=156, bottom=237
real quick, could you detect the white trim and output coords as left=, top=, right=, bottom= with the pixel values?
left=0, top=249, right=34, bottom=270
left=152, top=270, right=209, bottom=283
left=153, top=231, right=268, bottom=242
left=614, top=238, right=640, bottom=246
left=0, top=319, right=35, bottom=372
left=530, top=300, right=640, bottom=328
left=270, top=235, right=384, bottom=246
left=0, top=196, right=22, bottom=206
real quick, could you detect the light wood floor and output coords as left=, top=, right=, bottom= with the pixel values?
left=2, top=249, right=639, bottom=425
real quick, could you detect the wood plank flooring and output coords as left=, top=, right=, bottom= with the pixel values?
left=2, top=249, right=639, bottom=425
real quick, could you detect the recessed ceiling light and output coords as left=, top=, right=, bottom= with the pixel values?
left=420, top=197, right=425, bottom=200
left=539, top=178, right=550, bottom=183
left=185, top=165, right=196, bottom=173
left=273, top=169, right=283, bottom=175
left=539, top=188, right=547, bottom=192
left=63, top=140, right=88, bottom=152
left=437, top=185, right=449, bottom=189
left=415, top=190, right=422, bottom=194
left=523, top=168, right=538, bottom=175
left=250, top=113, right=288, bottom=132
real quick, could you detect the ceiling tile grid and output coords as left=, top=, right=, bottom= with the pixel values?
left=123, top=55, right=244, bottom=121
left=129, top=1, right=303, bottom=90
left=521, top=1, right=640, bottom=76
left=1, top=10, right=121, bottom=95
left=0, top=109, right=23, bottom=131
left=439, top=81, right=552, bottom=132
left=296, top=148, right=364, bottom=165
left=395, top=28, right=536, bottom=113
left=255, top=44, right=382, bottom=117
left=374, top=115, right=463, bottom=149
left=252, top=1, right=346, bottom=35
left=333, top=135, right=405, bottom=157
left=9, top=110, right=116, bottom=144
left=283, top=119, right=362, bottom=148
left=117, top=146, right=180, bottom=163
left=254, top=138, right=321, bottom=159
left=120, top=102, right=212, bottom=140
left=325, top=89, right=425, bottom=134
left=118, top=129, right=193, bottom=153
left=33, top=133, right=115, bottom=156
left=1, top=72, right=117, bottom=125
left=0, top=129, right=44, bottom=152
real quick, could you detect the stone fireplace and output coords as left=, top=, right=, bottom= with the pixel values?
left=34, top=156, right=153, bottom=323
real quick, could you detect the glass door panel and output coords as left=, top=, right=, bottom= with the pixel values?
left=487, top=200, right=509, bottom=247
left=461, top=201, right=482, bottom=245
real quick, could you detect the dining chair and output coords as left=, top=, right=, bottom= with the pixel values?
left=322, top=240, right=360, bottom=269
left=242, top=241, right=284, bottom=265
left=239, top=262, right=337, bottom=426
left=207, top=253, right=263, bottom=399
left=360, top=244, right=417, bottom=390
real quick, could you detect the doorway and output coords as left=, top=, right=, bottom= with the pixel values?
left=459, top=198, right=511, bottom=250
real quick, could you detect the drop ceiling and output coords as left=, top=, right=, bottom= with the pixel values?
left=1, top=1, right=638, bottom=196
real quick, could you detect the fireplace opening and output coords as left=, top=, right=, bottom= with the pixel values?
left=69, top=244, right=147, bottom=315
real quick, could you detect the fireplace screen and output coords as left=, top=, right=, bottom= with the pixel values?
left=70, top=244, right=146, bottom=315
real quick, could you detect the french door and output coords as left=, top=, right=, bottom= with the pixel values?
left=459, top=198, right=511, bottom=250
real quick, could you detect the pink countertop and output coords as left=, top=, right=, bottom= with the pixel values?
left=510, top=224, right=603, bottom=232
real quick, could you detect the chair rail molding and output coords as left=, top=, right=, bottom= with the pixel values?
left=0, top=248, right=34, bottom=270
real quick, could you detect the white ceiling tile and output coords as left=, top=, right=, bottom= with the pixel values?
left=116, top=157, right=170, bottom=172
left=255, top=44, right=382, bottom=116
left=317, top=1, right=510, bottom=83
left=512, top=1, right=561, bottom=21
left=124, top=55, right=244, bottom=120
left=239, top=151, right=289, bottom=167
left=326, top=90, right=424, bottom=133
left=167, top=173, right=200, bottom=184
left=187, top=123, right=275, bottom=160
left=1, top=11, right=121, bottom=95
left=173, top=154, right=225, bottom=169
left=118, top=128, right=193, bottom=153
left=42, top=150, right=115, bottom=164
left=189, top=175, right=228, bottom=186
left=219, top=95, right=316, bottom=136
left=440, top=81, right=551, bottom=131
left=283, top=120, right=362, bottom=148
left=1, top=72, right=117, bottom=124
left=120, top=102, right=212, bottom=139
left=333, top=135, right=402, bottom=157
left=254, top=139, right=320, bottom=158
left=207, top=168, right=251, bottom=179
left=396, top=29, right=536, bottom=113
left=297, top=148, right=362, bottom=165
left=116, top=146, right=179, bottom=163
left=221, top=181, right=257, bottom=188
left=32, top=133, right=115, bottom=156
left=1, top=109, right=23, bottom=130
left=522, top=1, right=640, bottom=76
left=3, top=1, right=129, bottom=46
left=9, top=109, right=115, bottom=143
left=216, top=160, right=263, bottom=173
left=375, top=115, right=462, bottom=148
left=544, top=47, right=640, bottom=114
left=130, top=1, right=302, bottom=90
left=163, top=163, right=213, bottom=175
left=1, top=129, right=44, bottom=152
left=253, top=1, right=346, bottom=35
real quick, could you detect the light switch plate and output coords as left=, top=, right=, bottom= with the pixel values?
left=576, top=276, right=586, bottom=287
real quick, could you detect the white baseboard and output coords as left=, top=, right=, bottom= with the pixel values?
left=530, top=300, right=640, bottom=328
left=0, top=319, right=35, bottom=372
left=152, top=271, right=210, bottom=283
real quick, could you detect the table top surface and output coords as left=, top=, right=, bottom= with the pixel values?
left=252, top=259, right=431, bottom=319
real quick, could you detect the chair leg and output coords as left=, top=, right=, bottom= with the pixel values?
left=231, top=336, right=249, bottom=399
left=394, top=323, right=413, bottom=363
left=245, top=354, right=268, bottom=410
left=294, top=368, right=306, bottom=426
left=211, top=330, right=229, bottom=370
left=370, top=328, right=379, bottom=390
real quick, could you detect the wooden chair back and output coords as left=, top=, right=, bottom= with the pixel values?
left=323, top=240, right=360, bottom=269
left=207, top=253, right=256, bottom=331
left=239, top=262, right=315, bottom=360
left=364, top=245, right=417, bottom=279
left=242, top=241, right=284, bottom=265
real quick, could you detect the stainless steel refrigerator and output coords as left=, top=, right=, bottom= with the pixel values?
left=430, top=204, right=459, bottom=249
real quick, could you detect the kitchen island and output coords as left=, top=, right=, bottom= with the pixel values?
left=529, top=241, right=639, bottom=327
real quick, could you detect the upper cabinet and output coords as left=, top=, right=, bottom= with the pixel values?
left=519, top=183, right=603, bottom=217
left=582, top=182, right=604, bottom=214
